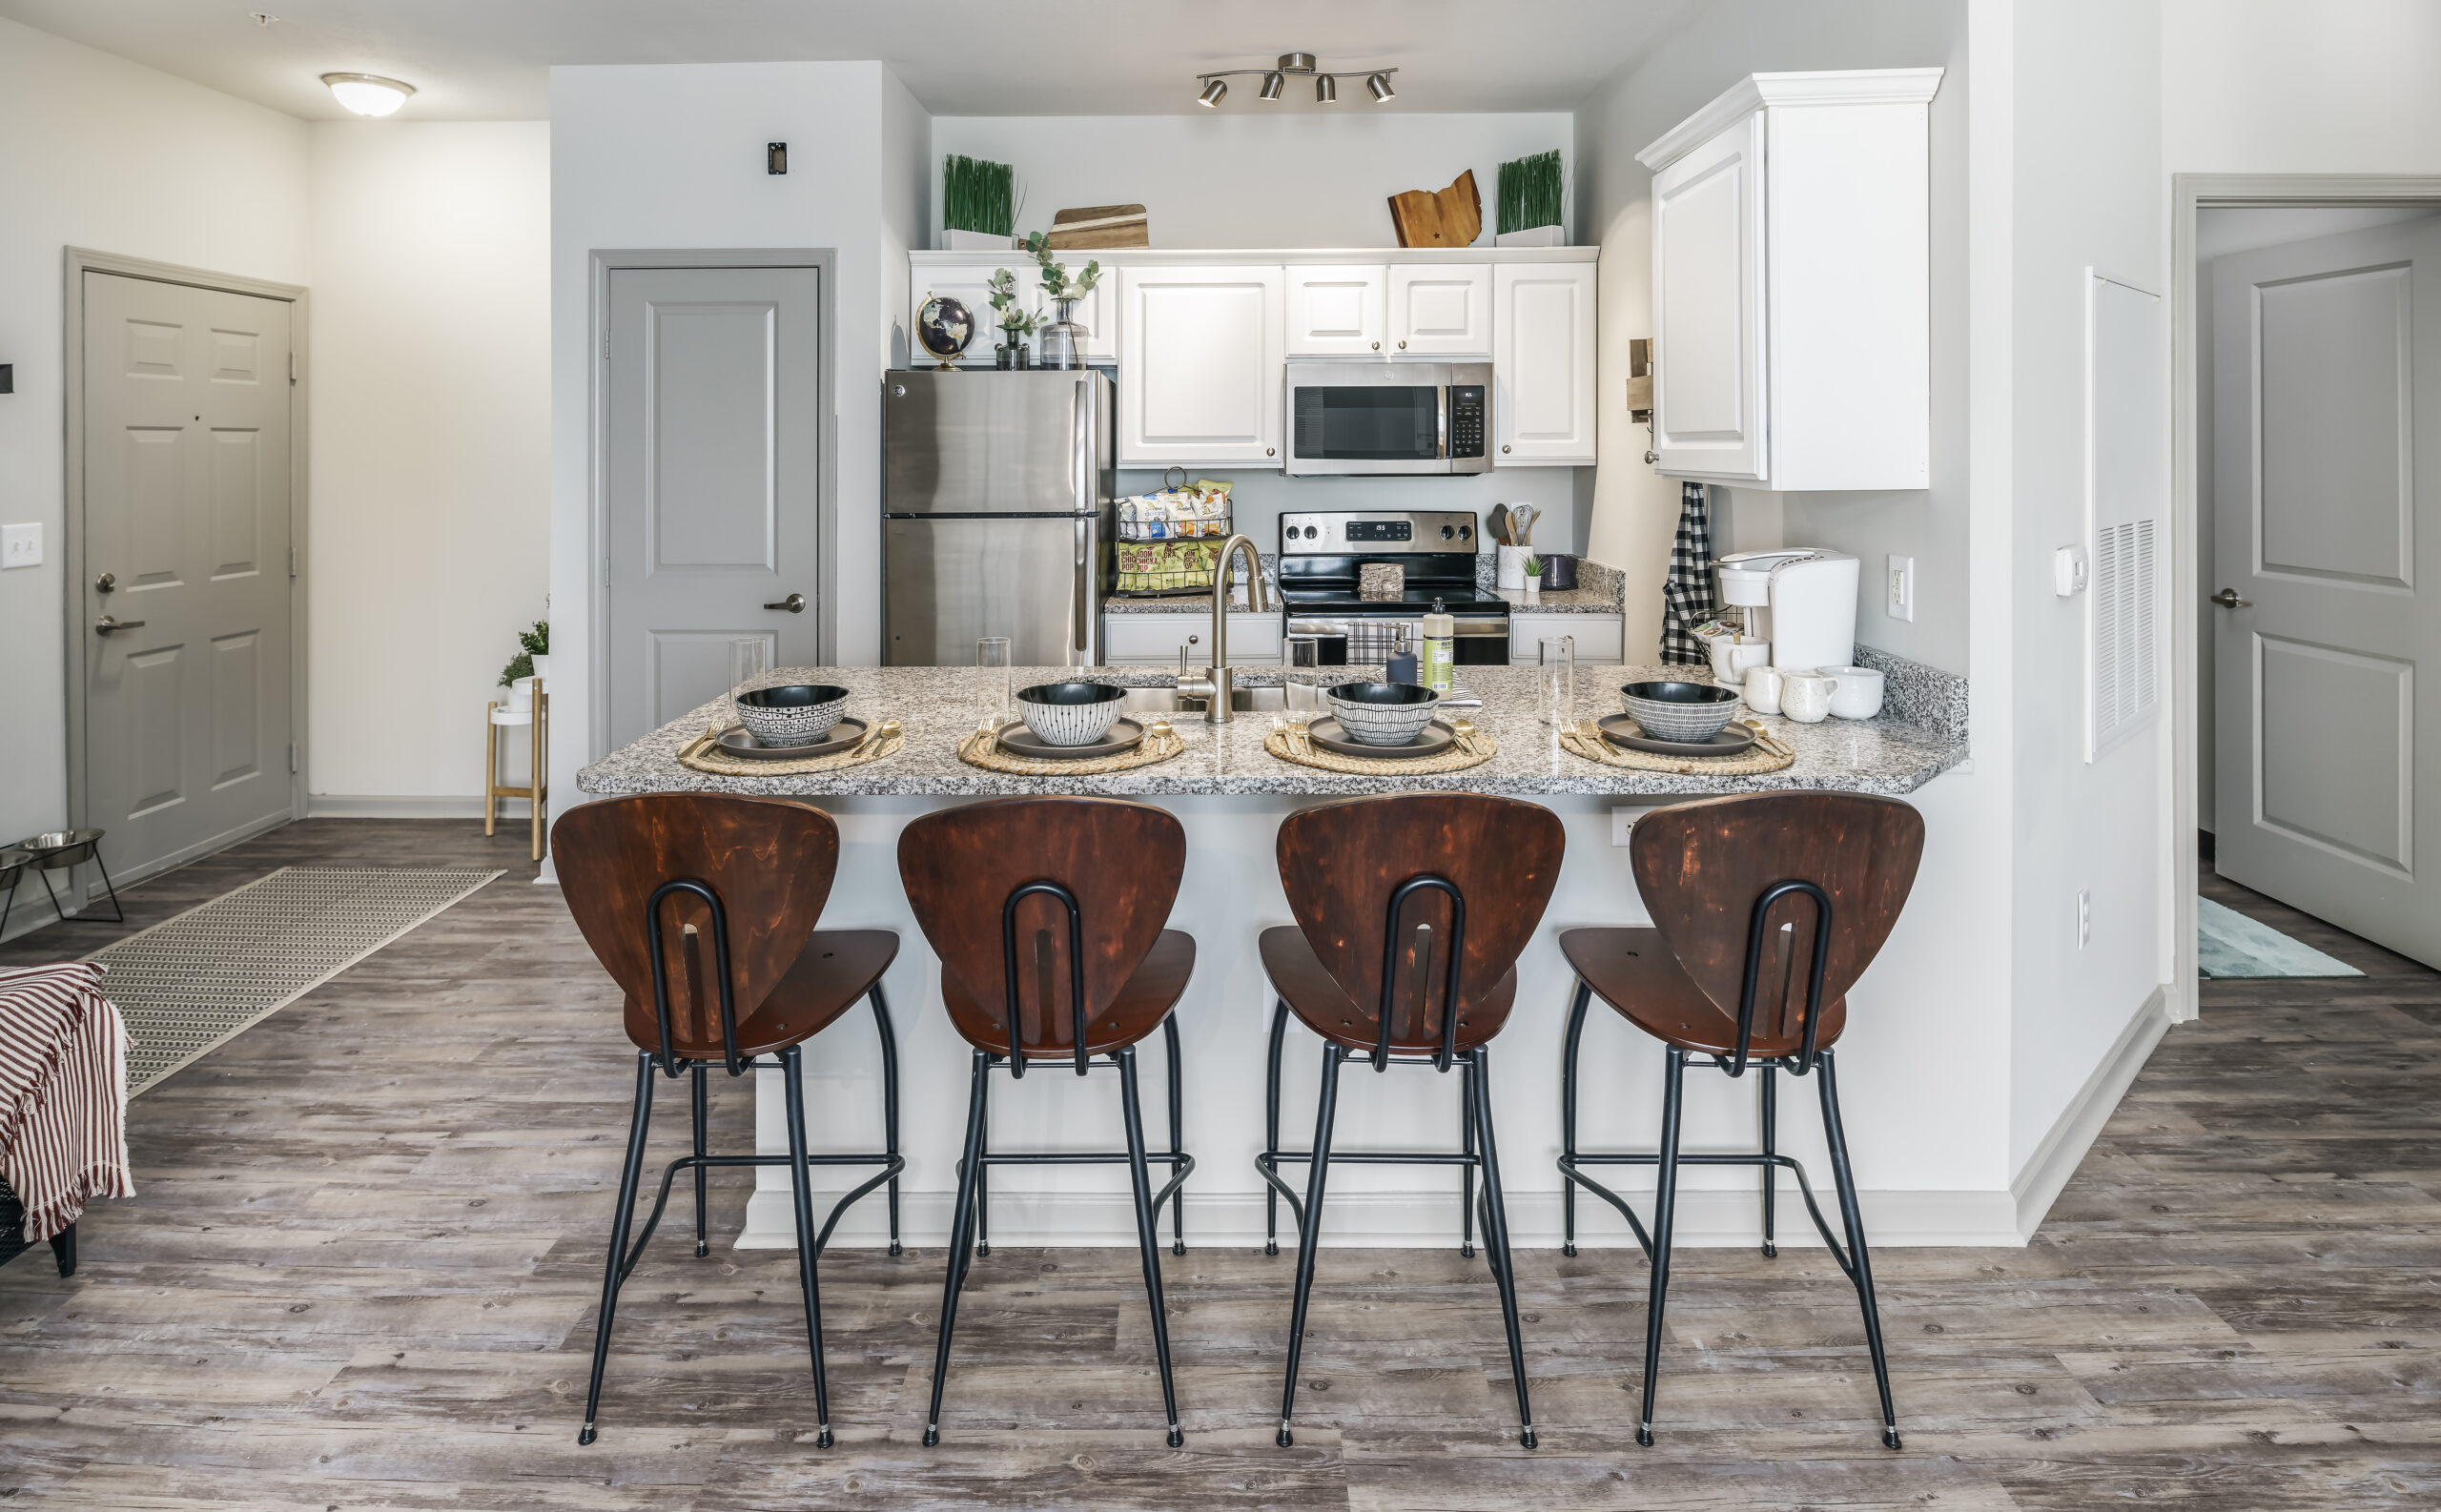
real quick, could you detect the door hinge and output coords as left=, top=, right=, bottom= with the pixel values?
left=289, top=352, right=297, bottom=385
left=601, top=554, right=610, bottom=587
left=603, top=329, right=610, bottom=359
left=288, top=545, right=297, bottom=580
left=288, top=743, right=298, bottom=774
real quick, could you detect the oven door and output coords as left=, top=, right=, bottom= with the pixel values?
left=1289, top=615, right=1511, bottom=664
left=1285, top=363, right=1450, bottom=476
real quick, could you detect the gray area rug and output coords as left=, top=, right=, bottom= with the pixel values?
left=2197, top=895, right=2363, bottom=980
left=86, top=867, right=502, bottom=1093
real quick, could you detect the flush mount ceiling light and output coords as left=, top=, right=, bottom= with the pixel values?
left=321, top=72, right=415, bottom=116
left=1194, top=53, right=1398, bottom=108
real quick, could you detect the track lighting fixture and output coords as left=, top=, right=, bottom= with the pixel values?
left=1259, top=71, right=1285, bottom=102
left=1315, top=73, right=1337, bottom=104
left=1191, top=53, right=1398, bottom=108
left=1197, top=76, right=1228, bottom=107
left=1367, top=72, right=1396, bottom=103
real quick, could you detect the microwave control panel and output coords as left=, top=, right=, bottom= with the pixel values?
left=1448, top=385, right=1487, bottom=459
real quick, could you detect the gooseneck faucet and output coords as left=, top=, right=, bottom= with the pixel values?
left=1176, top=533, right=1270, bottom=723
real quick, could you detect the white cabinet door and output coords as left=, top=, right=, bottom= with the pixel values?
left=1285, top=265, right=1387, bottom=358
left=1492, top=262, right=1597, bottom=464
left=1509, top=613, right=1626, bottom=664
left=1389, top=263, right=1492, bottom=358
left=1119, top=265, right=1285, bottom=467
left=1650, top=110, right=1767, bottom=480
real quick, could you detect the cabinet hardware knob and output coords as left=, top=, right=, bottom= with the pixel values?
left=1371, top=341, right=1381, bottom=350
left=1502, top=444, right=1512, bottom=454
left=1397, top=339, right=1407, bottom=349
left=1266, top=447, right=1275, bottom=456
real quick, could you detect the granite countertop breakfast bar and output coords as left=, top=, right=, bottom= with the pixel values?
left=578, top=662, right=1965, bottom=801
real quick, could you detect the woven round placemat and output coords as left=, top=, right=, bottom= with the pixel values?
left=676, top=724, right=905, bottom=776
left=957, top=726, right=1188, bottom=775
left=1264, top=727, right=1496, bottom=775
left=1558, top=720, right=1794, bottom=776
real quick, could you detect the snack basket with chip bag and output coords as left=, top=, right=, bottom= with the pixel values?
left=1112, top=469, right=1234, bottom=596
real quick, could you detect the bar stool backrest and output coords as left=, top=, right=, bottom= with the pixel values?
left=898, top=797, right=1186, bottom=1073
left=1277, top=792, right=1565, bottom=1071
left=554, top=793, right=840, bottom=1072
left=1629, top=791, right=1924, bottom=1072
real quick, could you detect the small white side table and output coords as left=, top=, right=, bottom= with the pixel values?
left=486, top=688, right=549, bottom=861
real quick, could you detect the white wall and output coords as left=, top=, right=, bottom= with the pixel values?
left=548, top=62, right=929, bottom=828
left=1571, top=0, right=1970, bottom=672
left=2163, top=0, right=2441, bottom=175
left=0, top=17, right=308, bottom=889
left=306, top=121, right=551, bottom=808
left=932, top=113, right=1572, bottom=251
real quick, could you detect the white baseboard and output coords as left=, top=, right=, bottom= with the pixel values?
left=305, top=794, right=498, bottom=819
left=2011, top=984, right=2172, bottom=1239
left=736, top=1183, right=2024, bottom=1252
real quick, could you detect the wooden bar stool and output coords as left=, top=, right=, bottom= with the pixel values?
left=897, top=796, right=1198, bottom=1448
left=1556, top=790, right=1924, bottom=1449
left=1258, top=791, right=1565, bottom=1449
left=553, top=792, right=906, bottom=1449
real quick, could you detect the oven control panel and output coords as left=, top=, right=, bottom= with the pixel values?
left=1280, top=510, right=1480, bottom=555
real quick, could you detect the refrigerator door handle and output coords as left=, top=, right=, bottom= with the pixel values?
left=1073, top=516, right=1094, bottom=664
left=1074, top=376, right=1094, bottom=517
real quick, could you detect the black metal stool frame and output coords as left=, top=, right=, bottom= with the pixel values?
left=579, top=879, right=906, bottom=1450
left=922, top=879, right=1197, bottom=1449
left=1255, top=874, right=1537, bottom=1450
left=1555, top=880, right=1900, bottom=1450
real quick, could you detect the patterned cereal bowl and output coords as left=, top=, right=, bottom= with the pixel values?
left=1015, top=682, right=1128, bottom=746
left=734, top=684, right=851, bottom=747
left=1324, top=682, right=1442, bottom=746
left=1619, top=681, right=1741, bottom=743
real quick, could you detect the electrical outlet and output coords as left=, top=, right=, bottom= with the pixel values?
left=1886, top=555, right=1915, bottom=622
left=2077, top=888, right=2091, bottom=949
left=1, top=522, right=41, bottom=569
left=1612, top=805, right=1660, bottom=847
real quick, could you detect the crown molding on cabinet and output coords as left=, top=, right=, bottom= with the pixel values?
left=911, top=245, right=1596, bottom=268
left=1635, top=67, right=1945, bottom=173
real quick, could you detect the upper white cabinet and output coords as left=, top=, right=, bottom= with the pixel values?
left=1390, top=263, right=1493, bottom=357
left=1640, top=68, right=1941, bottom=490
left=1492, top=262, right=1598, bottom=464
left=1118, top=265, right=1286, bottom=467
left=1285, top=265, right=1388, bottom=357
left=909, top=255, right=1116, bottom=365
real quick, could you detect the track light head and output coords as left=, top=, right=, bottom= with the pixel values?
left=1198, top=76, right=1227, bottom=107
left=1259, top=72, right=1284, bottom=102
left=1315, top=73, right=1337, bottom=104
left=1367, top=72, right=1396, bottom=103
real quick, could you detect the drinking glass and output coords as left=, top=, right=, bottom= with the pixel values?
left=1282, top=634, right=1323, bottom=720
left=728, top=637, right=769, bottom=727
left=975, top=636, right=1013, bottom=732
left=1539, top=635, right=1576, bottom=729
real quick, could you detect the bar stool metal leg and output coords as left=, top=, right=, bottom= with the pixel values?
left=923, top=1049, right=993, bottom=1447
left=1817, top=1050, right=1900, bottom=1449
left=779, top=1045, right=836, bottom=1448
left=973, top=1061, right=993, bottom=1259
left=690, top=1064, right=710, bottom=1257
left=1636, top=1046, right=1689, bottom=1448
left=1759, top=1064, right=1780, bottom=1259
left=1163, top=1015, right=1187, bottom=1256
left=1560, top=978, right=1591, bottom=1257
left=1276, top=1041, right=1344, bottom=1448
left=1263, top=1000, right=1289, bottom=1256
left=1460, top=1053, right=1478, bottom=1260
left=579, top=1051, right=656, bottom=1445
left=870, top=983, right=904, bottom=1256
left=1467, top=1046, right=1536, bottom=1447
left=1118, top=1046, right=1186, bottom=1446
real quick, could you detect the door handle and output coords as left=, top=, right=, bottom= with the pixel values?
left=2210, top=588, right=2251, bottom=608
left=764, top=593, right=807, bottom=613
left=94, top=615, right=146, bottom=634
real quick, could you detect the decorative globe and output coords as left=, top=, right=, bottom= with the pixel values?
left=916, top=294, right=974, bottom=366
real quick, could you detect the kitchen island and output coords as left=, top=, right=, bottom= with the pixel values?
left=576, top=663, right=2000, bottom=1255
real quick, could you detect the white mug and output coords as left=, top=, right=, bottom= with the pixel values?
left=1781, top=669, right=1839, bottom=724
left=1742, top=664, right=1786, bottom=715
left=1827, top=665, right=1885, bottom=720
left=1729, top=641, right=1772, bottom=680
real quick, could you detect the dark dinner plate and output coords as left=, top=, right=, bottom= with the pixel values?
left=997, top=718, right=1147, bottom=761
left=714, top=718, right=869, bottom=761
left=1304, top=717, right=1457, bottom=760
left=1596, top=714, right=1757, bottom=758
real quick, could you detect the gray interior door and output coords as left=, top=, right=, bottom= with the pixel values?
left=605, top=265, right=822, bottom=747
left=2213, top=215, right=2441, bottom=966
left=82, top=271, right=295, bottom=888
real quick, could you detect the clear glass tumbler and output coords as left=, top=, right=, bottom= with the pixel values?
left=976, top=636, right=1013, bottom=732
left=1282, top=634, right=1323, bottom=722
left=1539, top=635, right=1576, bottom=729
left=728, top=637, right=769, bottom=728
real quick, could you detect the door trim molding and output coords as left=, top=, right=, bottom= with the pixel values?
left=62, top=248, right=312, bottom=893
left=2169, top=174, right=2441, bottom=1022
left=585, top=249, right=839, bottom=766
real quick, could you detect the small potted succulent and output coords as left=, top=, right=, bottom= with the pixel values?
left=1021, top=233, right=1102, bottom=369
left=985, top=268, right=1037, bottom=367
left=499, top=619, right=548, bottom=709
left=1522, top=555, right=1546, bottom=604
left=942, top=153, right=1017, bottom=251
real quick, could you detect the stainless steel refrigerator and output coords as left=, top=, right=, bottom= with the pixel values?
left=883, top=369, right=1114, bottom=666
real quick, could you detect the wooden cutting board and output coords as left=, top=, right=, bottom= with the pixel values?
left=1387, top=171, right=1482, bottom=249
left=1046, top=203, right=1149, bottom=249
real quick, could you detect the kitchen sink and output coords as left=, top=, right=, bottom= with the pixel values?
left=1122, top=684, right=1291, bottom=714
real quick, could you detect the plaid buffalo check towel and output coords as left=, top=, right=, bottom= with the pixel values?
left=0, top=962, right=134, bottom=1241
left=1660, top=480, right=1719, bottom=665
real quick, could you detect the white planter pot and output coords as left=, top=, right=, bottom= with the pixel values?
left=507, top=675, right=537, bottom=712
left=941, top=228, right=1014, bottom=252
left=1523, top=583, right=1542, bottom=603
left=528, top=653, right=552, bottom=691
left=1494, top=225, right=1568, bottom=248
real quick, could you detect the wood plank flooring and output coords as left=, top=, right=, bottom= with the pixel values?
left=1, top=821, right=2435, bottom=1508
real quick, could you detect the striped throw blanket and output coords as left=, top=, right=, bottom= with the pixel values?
left=0, top=963, right=133, bottom=1242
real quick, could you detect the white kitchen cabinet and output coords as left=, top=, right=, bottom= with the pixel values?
left=1101, top=612, right=1280, bottom=666
left=1639, top=69, right=1941, bottom=490
left=1510, top=613, right=1626, bottom=665
left=1285, top=265, right=1387, bottom=358
left=1118, top=265, right=1286, bottom=467
left=1492, top=262, right=1598, bottom=464
left=1389, top=263, right=1493, bottom=358
left=909, top=255, right=1116, bottom=364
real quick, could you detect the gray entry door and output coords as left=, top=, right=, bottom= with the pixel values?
left=82, top=271, right=296, bottom=886
left=605, top=265, right=823, bottom=748
left=2213, top=215, right=2441, bottom=966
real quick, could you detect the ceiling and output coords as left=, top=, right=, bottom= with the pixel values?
left=0, top=0, right=1703, bottom=122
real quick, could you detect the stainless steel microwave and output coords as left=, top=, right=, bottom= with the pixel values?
left=1284, top=361, right=1492, bottom=476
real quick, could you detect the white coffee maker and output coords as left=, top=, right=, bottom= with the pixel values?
left=1714, top=549, right=1860, bottom=671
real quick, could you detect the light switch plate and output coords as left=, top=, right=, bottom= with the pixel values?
left=1, top=522, right=41, bottom=569
left=1886, top=555, right=1915, bottom=622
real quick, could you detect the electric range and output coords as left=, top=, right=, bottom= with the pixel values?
left=1278, top=510, right=1510, bottom=664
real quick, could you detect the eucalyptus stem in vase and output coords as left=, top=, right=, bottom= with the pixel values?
left=1021, top=234, right=1102, bottom=370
